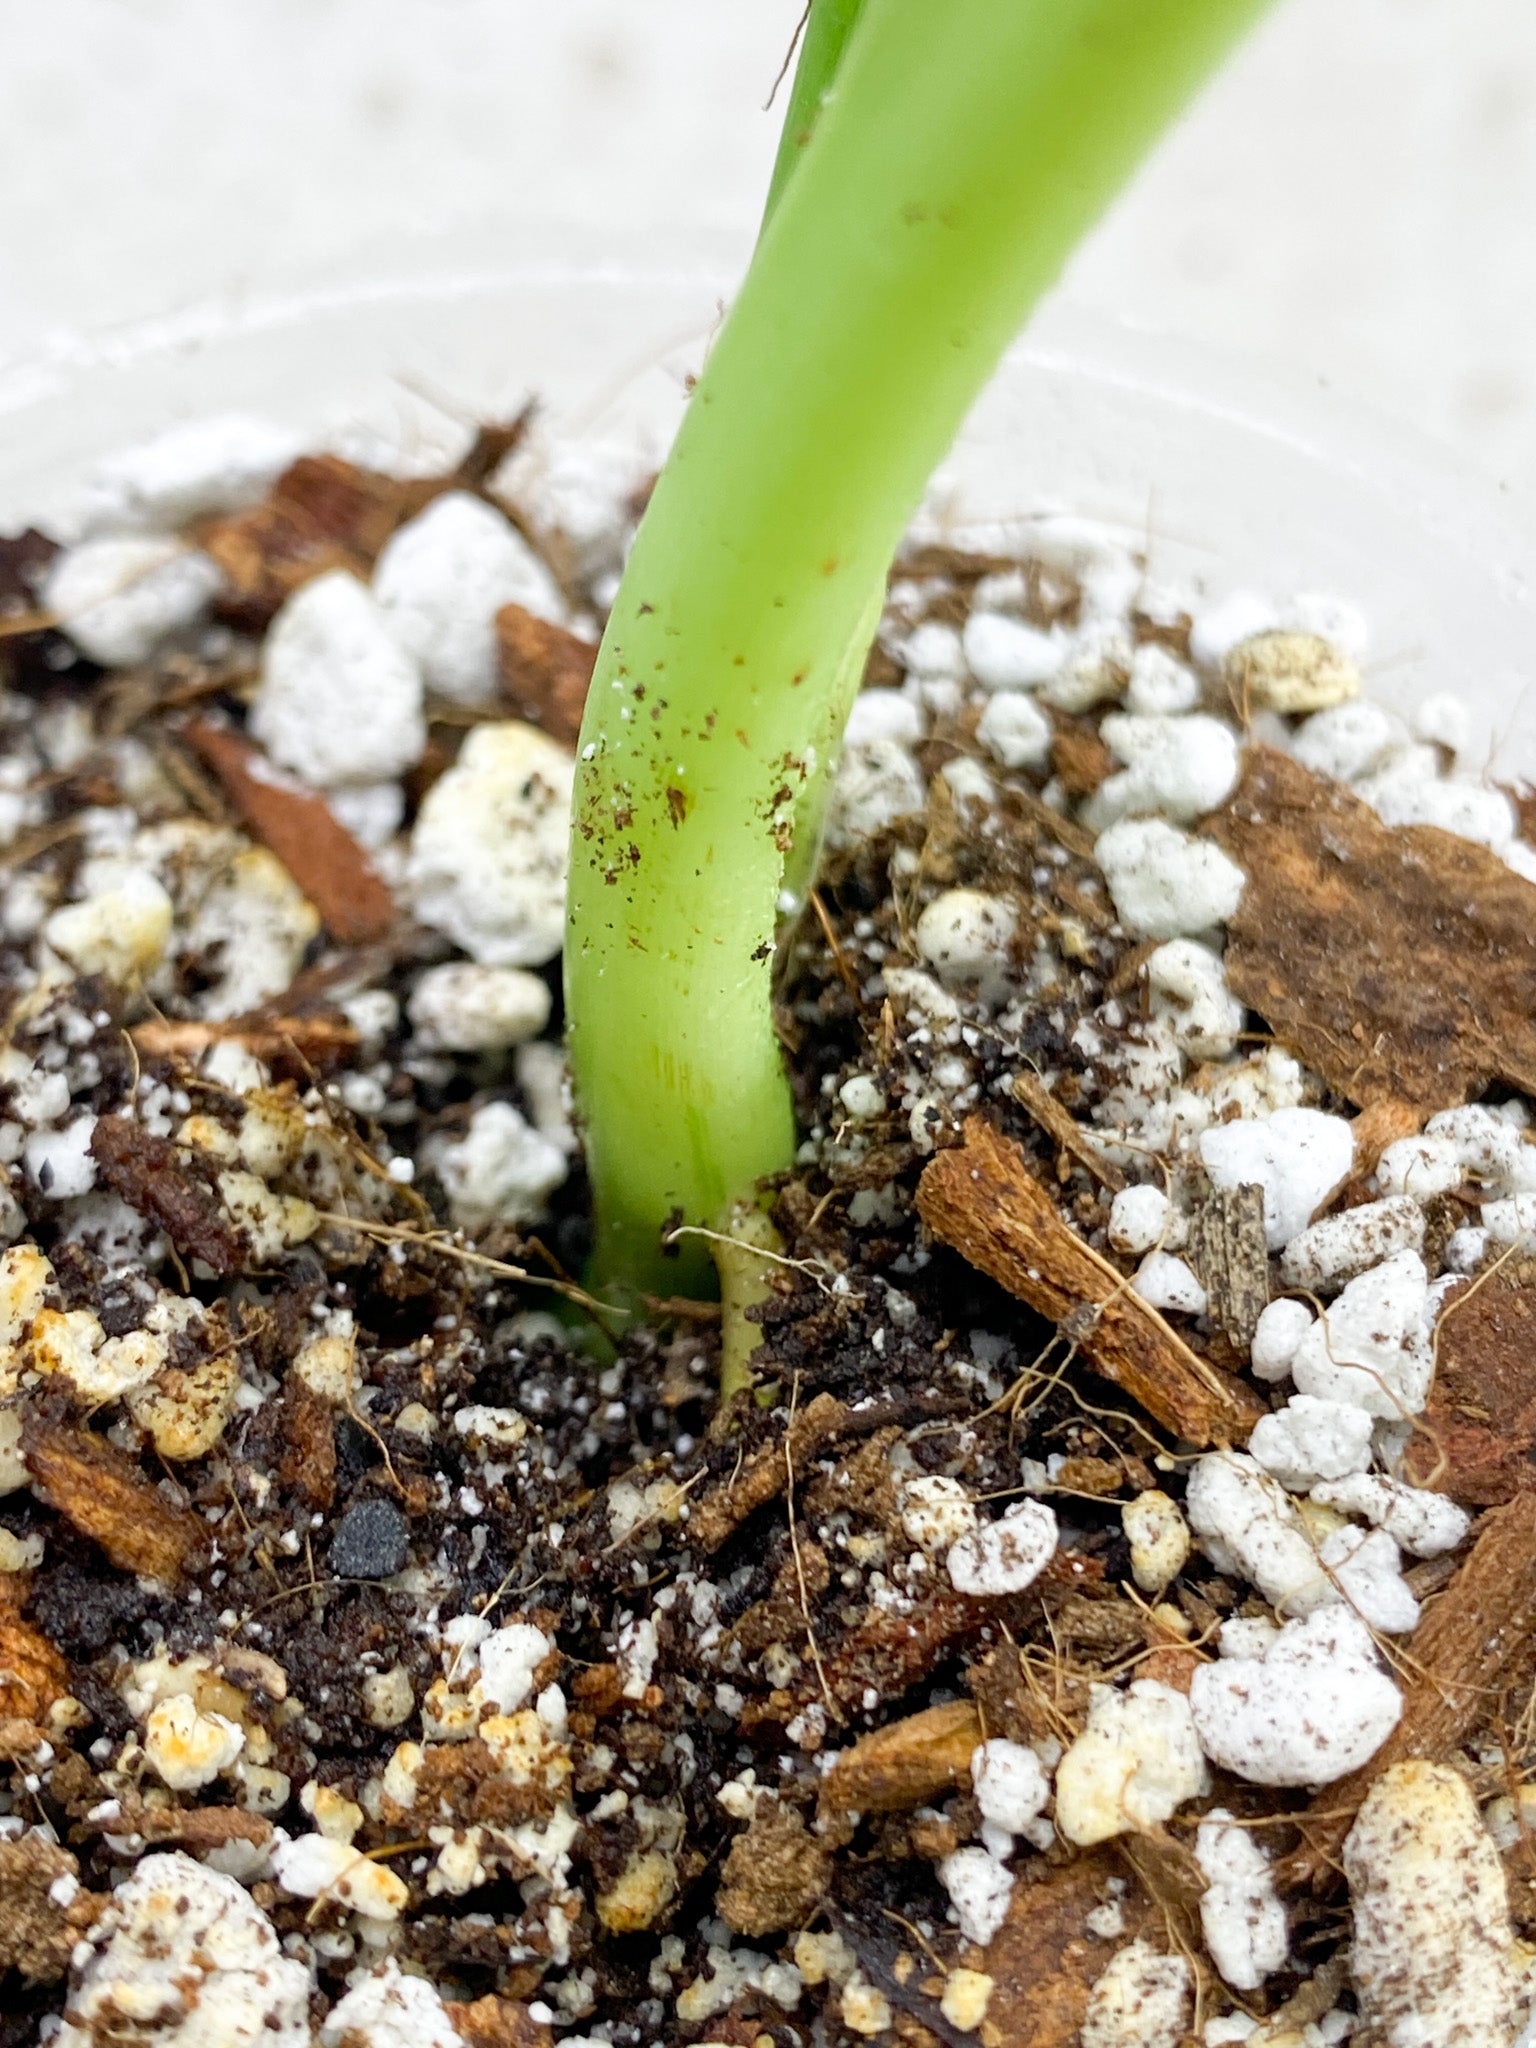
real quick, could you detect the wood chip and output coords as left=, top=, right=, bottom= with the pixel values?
left=917, top=1118, right=1264, bottom=1445
left=1204, top=746, right=1536, bottom=1112
left=90, top=1115, right=247, bottom=1276
left=1049, top=712, right=1115, bottom=797
left=1277, top=1490, right=1536, bottom=1893
left=87, top=1797, right=274, bottom=1852
left=820, top=1700, right=982, bottom=1813
left=443, top=1995, right=553, bottom=2048
left=1185, top=1181, right=1269, bottom=1349
left=689, top=1393, right=849, bottom=1552
left=1009, top=1069, right=1126, bottom=1192
left=195, top=454, right=435, bottom=627
left=183, top=718, right=396, bottom=944
left=1404, top=1282, right=1536, bottom=1505
left=495, top=603, right=598, bottom=748
left=761, top=1549, right=1102, bottom=1727
left=23, top=1419, right=207, bottom=1583
left=130, top=1014, right=361, bottom=1074
left=979, top=1852, right=1148, bottom=2048
left=0, top=1582, right=68, bottom=1724
left=717, top=1801, right=829, bottom=1936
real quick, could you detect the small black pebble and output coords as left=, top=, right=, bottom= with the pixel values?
left=329, top=1497, right=408, bottom=1579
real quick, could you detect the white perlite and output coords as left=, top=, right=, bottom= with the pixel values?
left=1195, top=1811, right=1289, bottom=1991
left=971, top=1739, right=1049, bottom=1837
left=407, top=961, right=552, bottom=1052
left=1289, top=1249, right=1435, bottom=1417
left=318, top=1957, right=462, bottom=2048
left=1344, top=1761, right=1523, bottom=2048
left=1247, top=1395, right=1375, bottom=1491
left=1133, top=1250, right=1207, bottom=1316
left=1277, top=1194, right=1425, bottom=1293
left=1185, top=1451, right=1334, bottom=1615
left=432, top=1100, right=567, bottom=1229
left=946, top=1498, right=1057, bottom=1596
left=1087, top=712, right=1240, bottom=828
left=1189, top=1608, right=1402, bottom=1786
left=1107, top=1183, right=1172, bottom=1256
left=1309, top=1471, right=1471, bottom=1557
left=82, top=414, right=300, bottom=529
left=45, top=536, right=224, bottom=667
left=1145, top=938, right=1244, bottom=1058
left=937, top=1844, right=1014, bottom=1945
left=408, top=721, right=573, bottom=967
left=58, top=1851, right=310, bottom=2048
left=962, top=610, right=1063, bottom=690
left=975, top=689, right=1052, bottom=771
left=373, top=490, right=565, bottom=708
left=1079, top=1939, right=1192, bottom=2048
left=914, top=889, right=1017, bottom=1003
left=1054, top=1680, right=1209, bottom=1846
left=1249, top=1295, right=1315, bottom=1382
left=1094, top=817, right=1246, bottom=940
left=252, top=569, right=426, bottom=787
left=1199, top=1106, right=1355, bottom=1251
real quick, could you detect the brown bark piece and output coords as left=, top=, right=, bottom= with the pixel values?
left=89, top=1115, right=247, bottom=1276
left=689, top=1393, right=849, bottom=1552
left=1185, top=1181, right=1269, bottom=1349
left=980, top=1853, right=1147, bottom=2048
left=1403, top=1282, right=1536, bottom=1505
left=1205, top=747, right=1536, bottom=1112
left=23, top=1420, right=207, bottom=1583
left=1278, top=1490, right=1536, bottom=1893
left=495, top=603, right=598, bottom=747
left=821, top=1701, right=982, bottom=1813
left=761, top=1550, right=1103, bottom=1728
left=1009, top=1069, right=1126, bottom=1192
left=0, top=1582, right=68, bottom=1724
left=1349, top=1098, right=1425, bottom=1176
left=0, top=1836, right=101, bottom=1983
left=276, top=1380, right=337, bottom=1509
left=717, top=1801, right=828, bottom=1936
left=917, top=1119, right=1263, bottom=1446
left=131, top=1014, right=361, bottom=1074
left=196, top=454, right=434, bottom=627
left=1049, top=713, right=1115, bottom=797
left=445, top=1996, right=554, bottom=2048
left=94, top=1799, right=274, bottom=1853
left=184, top=718, right=396, bottom=945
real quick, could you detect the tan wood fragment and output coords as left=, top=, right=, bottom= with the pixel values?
left=1205, top=747, right=1536, bottom=1112
left=0, top=1584, right=68, bottom=1724
left=1185, top=1181, right=1269, bottom=1349
left=1009, top=1069, right=1126, bottom=1192
left=23, top=1420, right=206, bottom=1584
left=184, top=718, right=397, bottom=945
left=1277, top=1491, right=1536, bottom=1893
left=917, top=1118, right=1264, bottom=1446
left=821, top=1700, right=982, bottom=1812
left=131, top=1015, right=360, bottom=1071
left=979, top=1851, right=1149, bottom=2048
left=689, top=1393, right=848, bottom=1552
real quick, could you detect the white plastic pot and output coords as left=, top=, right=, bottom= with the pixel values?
left=3, top=224, right=1533, bottom=774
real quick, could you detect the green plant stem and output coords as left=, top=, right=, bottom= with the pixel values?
left=761, top=0, right=867, bottom=228
left=567, top=0, right=1273, bottom=1300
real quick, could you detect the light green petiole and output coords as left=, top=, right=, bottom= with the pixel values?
left=566, top=0, right=1273, bottom=1300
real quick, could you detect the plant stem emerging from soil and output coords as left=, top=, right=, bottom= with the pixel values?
left=566, top=0, right=1273, bottom=1299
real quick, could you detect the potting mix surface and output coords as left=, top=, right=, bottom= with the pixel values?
left=0, top=411, right=1532, bottom=2046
